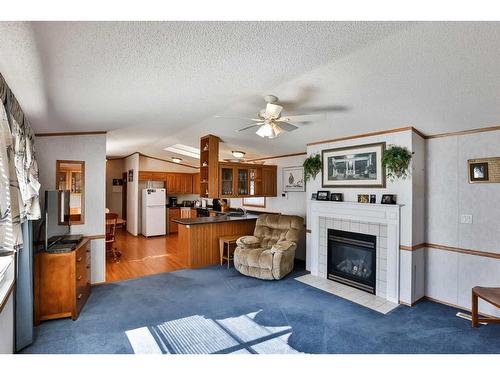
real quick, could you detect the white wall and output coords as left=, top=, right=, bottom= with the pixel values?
left=305, top=129, right=425, bottom=304
left=425, top=130, right=500, bottom=316
left=124, top=153, right=139, bottom=236
left=105, top=158, right=124, bottom=218
left=0, top=293, right=14, bottom=353
left=36, top=134, right=107, bottom=283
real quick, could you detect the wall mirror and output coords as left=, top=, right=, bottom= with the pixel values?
left=56, top=160, right=85, bottom=225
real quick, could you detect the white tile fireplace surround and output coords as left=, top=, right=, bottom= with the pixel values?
left=308, top=201, right=401, bottom=304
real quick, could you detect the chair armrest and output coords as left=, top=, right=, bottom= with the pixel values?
left=236, top=235, right=261, bottom=249
left=271, top=241, right=296, bottom=253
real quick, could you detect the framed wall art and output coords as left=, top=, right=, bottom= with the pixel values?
left=322, top=142, right=386, bottom=188
left=282, top=166, right=305, bottom=192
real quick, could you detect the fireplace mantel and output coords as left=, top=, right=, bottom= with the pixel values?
left=308, top=200, right=401, bottom=303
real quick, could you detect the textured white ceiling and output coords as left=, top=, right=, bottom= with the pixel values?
left=0, top=21, right=499, bottom=165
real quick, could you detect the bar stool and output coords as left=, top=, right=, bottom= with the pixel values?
left=218, top=235, right=241, bottom=269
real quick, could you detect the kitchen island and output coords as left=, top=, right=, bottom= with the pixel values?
left=173, top=214, right=258, bottom=268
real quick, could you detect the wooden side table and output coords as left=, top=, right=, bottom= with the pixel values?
left=219, top=235, right=242, bottom=269
left=471, top=286, right=500, bottom=327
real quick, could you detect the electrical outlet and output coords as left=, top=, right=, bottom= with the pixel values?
left=460, top=214, right=473, bottom=224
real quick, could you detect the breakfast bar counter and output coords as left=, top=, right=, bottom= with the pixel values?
left=173, top=214, right=257, bottom=268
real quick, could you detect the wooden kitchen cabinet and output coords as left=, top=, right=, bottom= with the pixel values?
left=138, top=171, right=167, bottom=181
left=168, top=208, right=181, bottom=233
left=218, top=163, right=277, bottom=198
left=192, top=173, right=200, bottom=194
left=190, top=208, right=198, bottom=218
left=165, top=173, right=194, bottom=194
left=262, top=166, right=277, bottom=197
left=200, top=135, right=220, bottom=199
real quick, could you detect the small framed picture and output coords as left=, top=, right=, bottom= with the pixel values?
left=370, top=194, right=376, bottom=203
left=316, top=191, right=330, bottom=201
left=128, top=169, right=134, bottom=182
left=330, top=193, right=344, bottom=202
left=469, top=161, right=489, bottom=182
left=311, top=193, right=317, bottom=200
left=381, top=194, right=397, bottom=205
left=358, top=194, right=369, bottom=203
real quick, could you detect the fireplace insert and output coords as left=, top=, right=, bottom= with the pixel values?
left=327, top=229, right=376, bottom=294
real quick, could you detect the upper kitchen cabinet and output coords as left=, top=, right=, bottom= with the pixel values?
left=138, top=171, right=167, bottom=181
left=218, top=162, right=277, bottom=198
left=200, top=135, right=220, bottom=198
left=192, top=173, right=200, bottom=194
left=166, top=173, right=194, bottom=195
left=262, top=165, right=277, bottom=197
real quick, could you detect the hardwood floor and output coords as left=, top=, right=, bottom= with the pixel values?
left=105, top=230, right=187, bottom=283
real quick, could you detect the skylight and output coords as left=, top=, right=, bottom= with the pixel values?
left=163, top=144, right=200, bottom=159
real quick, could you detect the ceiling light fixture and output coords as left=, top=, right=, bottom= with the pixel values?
left=171, top=157, right=182, bottom=163
left=256, top=121, right=283, bottom=139
left=231, top=150, right=246, bottom=158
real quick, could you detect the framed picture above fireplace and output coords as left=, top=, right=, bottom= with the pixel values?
left=322, top=142, right=386, bottom=188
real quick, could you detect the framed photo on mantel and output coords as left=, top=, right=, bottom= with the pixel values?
left=322, top=142, right=386, bottom=188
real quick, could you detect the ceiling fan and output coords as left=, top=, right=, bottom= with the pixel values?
left=216, top=94, right=324, bottom=139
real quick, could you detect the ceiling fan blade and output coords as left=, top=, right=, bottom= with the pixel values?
left=215, top=115, right=262, bottom=122
left=236, top=123, right=265, bottom=132
left=265, top=103, right=283, bottom=119
left=278, top=114, right=324, bottom=122
left=277, top=122, right=299, bottom=132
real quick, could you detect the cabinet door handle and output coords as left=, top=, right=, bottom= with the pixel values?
left=77, top=293, right=83, bottom=300
left=77, top=257, right=83, bottom=262
left=77, top=275, right=83, bottom=281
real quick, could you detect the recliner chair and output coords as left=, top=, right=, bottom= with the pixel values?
left=233, top=214, right=304, bottom=280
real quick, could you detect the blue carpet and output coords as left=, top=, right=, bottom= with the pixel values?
left=21, top=265, right=500, bottom=354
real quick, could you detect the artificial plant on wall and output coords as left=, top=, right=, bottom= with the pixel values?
left=382, top=145, right=413, bottom=181
left=303, top=154, right=322, bottom=182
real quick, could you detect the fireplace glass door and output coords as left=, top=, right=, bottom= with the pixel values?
left=327, top=229, right=376, bottom=294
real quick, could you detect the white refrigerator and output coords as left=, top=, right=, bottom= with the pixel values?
left=141, top=188, right=166, bottom=237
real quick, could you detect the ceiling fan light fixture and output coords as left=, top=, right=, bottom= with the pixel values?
left=171, top=157, right=182, bottom=163
left=256, top=123, right=274, bottom=138
left=231, top=150, right=246, bottom=158
left=256, top=122, right=284, bottom=139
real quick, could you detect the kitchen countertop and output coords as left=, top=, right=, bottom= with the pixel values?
left=172, top=213, right=259, bottom=226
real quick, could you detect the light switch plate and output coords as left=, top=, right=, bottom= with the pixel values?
left=460, top=214, right=473, bottom=224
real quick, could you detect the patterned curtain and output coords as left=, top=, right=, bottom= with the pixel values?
left=0, top=73, right=41, bottom=254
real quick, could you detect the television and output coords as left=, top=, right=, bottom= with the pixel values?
left=34, top=190, right=71, bottom=250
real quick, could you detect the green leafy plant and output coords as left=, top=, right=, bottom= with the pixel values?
left=382, top=145, right=413, bottom=181
left=303, top=154, right=322, bottom=182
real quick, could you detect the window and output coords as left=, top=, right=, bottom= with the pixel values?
left=242, top=197, right=266, bottom=208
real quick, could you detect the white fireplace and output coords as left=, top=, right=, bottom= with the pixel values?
left=308, top=201, right=401, bottom=304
